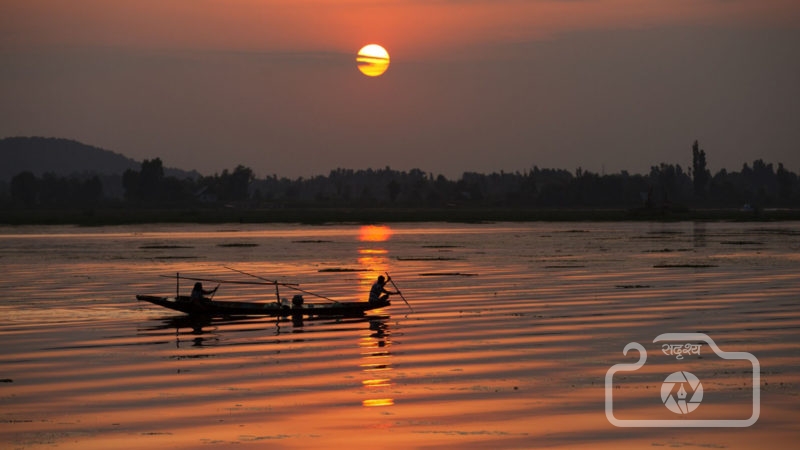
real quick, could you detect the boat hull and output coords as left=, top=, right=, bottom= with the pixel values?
left=136, top=295, right=389, bottom=317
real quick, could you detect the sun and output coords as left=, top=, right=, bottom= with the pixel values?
left=359, top=225, right=393, bottom=242
left=357, top=44, right=390, bottom=77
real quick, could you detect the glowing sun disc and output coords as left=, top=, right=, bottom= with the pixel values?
left=359, top=225, right=393, bottom=242
left=357, top=44, right=390, bottom=77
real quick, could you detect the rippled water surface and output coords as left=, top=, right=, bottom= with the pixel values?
left=1, top=222, right=798, bottom=449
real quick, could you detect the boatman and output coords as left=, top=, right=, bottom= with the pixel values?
left=190, top=282, right=217, bottom=303
left=369, top=275, right=397, bottom=305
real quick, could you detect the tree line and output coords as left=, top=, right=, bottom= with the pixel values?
left=1, top=141, right=799, bottom=210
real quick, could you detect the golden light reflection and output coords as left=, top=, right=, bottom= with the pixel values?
left=357, top=225, right=392, bottom=298
left=360, top=319, right=394, bottom=407
left=363, top=398, right=395, bottom=407
left=358, top=248, right=388, bottom=255
left=359, top=225, right=393, bottom=242
left=363, top=378, right=391, bottom=388
left=361, top=362, right=391, bottom=371
left=354, top=225, right=395, bottom=407
left=357, top=44, right=390, bottom=77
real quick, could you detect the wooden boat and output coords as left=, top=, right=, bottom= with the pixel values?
left=136, top=294, right=390, bottom=317
left=137, top=270, right=403, bottom=317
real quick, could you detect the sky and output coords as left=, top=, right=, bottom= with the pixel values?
left=1, top=0, right=799, bottom=179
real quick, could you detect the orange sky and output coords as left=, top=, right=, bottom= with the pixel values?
left=1, top=0, right=799, bottom=177
left=4, top=0, right=797, bottom=56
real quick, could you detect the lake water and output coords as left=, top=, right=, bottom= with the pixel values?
left=0, top=222, right=798, bottom=449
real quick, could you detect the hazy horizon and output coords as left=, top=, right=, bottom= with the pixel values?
left=1, top=1, right=798, bottom=179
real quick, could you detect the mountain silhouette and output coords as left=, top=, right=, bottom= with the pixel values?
left=0, top=137, right=196, bottom=181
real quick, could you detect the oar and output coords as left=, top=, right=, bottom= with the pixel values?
left=209, top=284, right=220, bottom=300
left=225, top=266, right=339, bottom=303
left=386, top=272, right=413, bottom=313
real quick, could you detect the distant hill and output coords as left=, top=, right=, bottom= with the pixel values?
left=0, top=137, right=197, bottom=181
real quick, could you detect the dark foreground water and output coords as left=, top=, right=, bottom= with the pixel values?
left=1, top=222, right=798, bottom=449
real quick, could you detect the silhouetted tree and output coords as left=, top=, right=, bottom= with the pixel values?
left=122, top=169, right=138, bottom=201
left=8, top=146, right=800, bottom=213
left=219, top=165, right=254, bottom=201
left=9, top=172, right=104, bottom=207
left=10, top=171, right=38, bottom=207
left=122, top=158, right=193, bottom=204
left=387, top=179, right=400, bottom=203
left=692, top=140, right=711, bottom=198
left=81, top=176, right=103, bottom=204
left=776, top=163, right=796, bottom=203
left=139, top=158, right=165, bottom=200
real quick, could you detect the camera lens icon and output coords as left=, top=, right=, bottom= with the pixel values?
left=661, top=371, right=703, bottom=414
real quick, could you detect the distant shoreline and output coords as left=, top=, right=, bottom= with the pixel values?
left=3, top=207, right=800, bottom=226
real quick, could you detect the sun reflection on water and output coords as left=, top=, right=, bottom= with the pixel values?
left=360, top=319, right=394, bottom=407
left=357, top=225, right=394, bottom=301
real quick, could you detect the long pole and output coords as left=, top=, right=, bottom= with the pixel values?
left=224, top=266, right=338, bottom=303
left=386, top=272, right=413, bottom=313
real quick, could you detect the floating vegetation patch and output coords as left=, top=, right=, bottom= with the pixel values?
left=644, top=248, right=692, bottom=253
left=218, top=243, right=259, bottom=248
left=720, top=241, right=764, bottom=246
left=0, top=378, right=12, bottom=383
left=616, top=285, right=652, bottom=289
left=419, top=272, right=478, bottom=277
left=292, top=240, right=334, bottom=244
left=239, top=434, right=295, bottom=442
left=748, top=228, right=800, bottom=236
left=140, top=245, right=193, bottom=249
left=653, top=264, right=717, bottom=268
left=169, top=354, right=213, bottom=360
left=634, top=231, right=684, bottom=240
left=397, top=256, right=461, bottom=261
left=318, top=268, right=368, bottom=273
left=422, top=245, right=462, bottom=248
left=544, top=265, right=586, bottom=269
left=154, top=256, right=199, bottom=260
